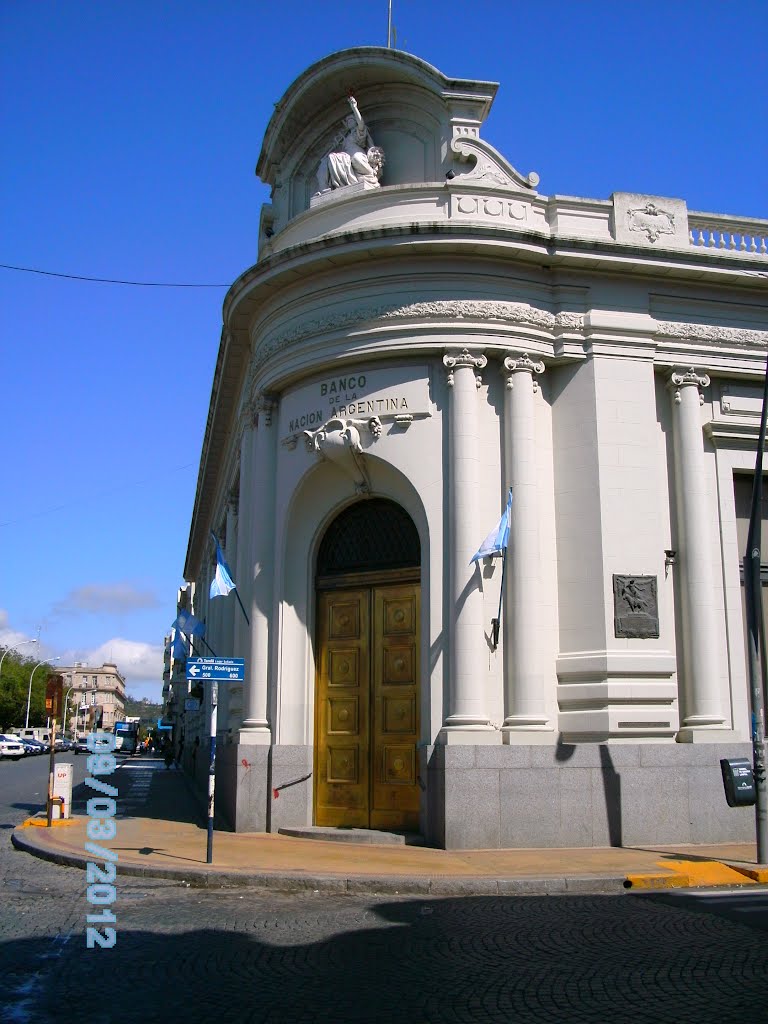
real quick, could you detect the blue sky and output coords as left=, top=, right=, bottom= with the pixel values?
left=2, top=1, right=766, bottom=703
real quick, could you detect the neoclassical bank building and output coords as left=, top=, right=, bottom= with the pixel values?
left=168, top=47, right=768, bottom=849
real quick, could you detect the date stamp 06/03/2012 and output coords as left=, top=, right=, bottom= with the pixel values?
left=82, top=731, right=120, bottom=949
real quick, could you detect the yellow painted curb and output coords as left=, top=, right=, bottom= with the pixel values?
left=726, top=863, right=768, bottom=883
left=626, top=859, right=759, bottom=890
left=625, top=872, right=689, bottom=890
left=20, top=817, right=78, bottom=829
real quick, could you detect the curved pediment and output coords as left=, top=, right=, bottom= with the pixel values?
left=256, top=47, right=538, bottom=245
left=257, top=47, right=498, bottom=185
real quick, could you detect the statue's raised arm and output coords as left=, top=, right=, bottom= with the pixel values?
left=347, top=95, right=363, bottom=129
left=314, top=97, right=385, bottom=197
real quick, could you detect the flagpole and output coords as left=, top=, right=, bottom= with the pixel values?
left=491, top=546, right=507, bottom=649
left=182, top=630, right=217, bottom=658
left=233, top=590, right=250, bottom=627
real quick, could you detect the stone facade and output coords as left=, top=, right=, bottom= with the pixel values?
left=62, top=662, right=126, bottom=735
left=174, top=47, right=768, bottom=849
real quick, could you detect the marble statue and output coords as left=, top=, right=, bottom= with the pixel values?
left=314, top=96, right=384, bottom=196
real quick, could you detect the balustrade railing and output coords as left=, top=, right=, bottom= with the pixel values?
left=689, top=212, right=768, bottom=255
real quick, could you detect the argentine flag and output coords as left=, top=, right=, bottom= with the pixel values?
left=172, top=608, right=205, bottom=637
left=210, top=533, right=237, bottom=598
left=470, top=489, right=513, bottom=563
left=170, top=628, right=188, bottom=659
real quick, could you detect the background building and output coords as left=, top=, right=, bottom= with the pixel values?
left=62, top=662, right=126, bottom=736
left=178, top=47, right=768, bottom=849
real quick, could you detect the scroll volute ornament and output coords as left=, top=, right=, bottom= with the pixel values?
left=670, top=367, right=710, bottom=406
left=503, top=352, right=545, bottom=393
left=443, top=348, right=487, bottom=388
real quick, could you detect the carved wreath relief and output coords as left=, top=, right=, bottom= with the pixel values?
left=613, top=575, right=659, bottom=638
left=627, top=202, right=675, bottom=243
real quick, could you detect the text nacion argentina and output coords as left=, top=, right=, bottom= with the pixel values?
left=287, top=375, right=410, bottom=434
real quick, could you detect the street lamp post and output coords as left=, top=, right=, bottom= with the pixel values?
left=62, top=686, right=74, bottom=739
left=0, top=638, right=38, bottom=682
left=25, top=657, right=60, bottom=730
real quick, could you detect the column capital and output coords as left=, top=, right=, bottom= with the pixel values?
left=254, top=391, right=279, bottom=427
left=669, top=367, right=710, bottom=404
left=443, top=348, right=487, bottom=387
left=503, top=352, right=545, bottom=391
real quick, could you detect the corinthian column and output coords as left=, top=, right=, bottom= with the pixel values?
left=442, top=349, right=494, bottom=737
left=239, top=392, right=278, bottom=744
left=670, top=367, right=724, bottom=734
left=501, top=353, right=551, bottom=736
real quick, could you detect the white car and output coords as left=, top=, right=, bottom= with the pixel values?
left=0, top=734, right=25, bottom=760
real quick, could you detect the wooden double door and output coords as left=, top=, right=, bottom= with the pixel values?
left=314, top=580, right=420, bottom=831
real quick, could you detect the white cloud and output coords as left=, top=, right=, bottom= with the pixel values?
left=52, top=583, right=161, bottom=617
left=83, top=638, right=162, bottom=676
left=62, top=637, right=165, bottom=703
left=0, top=615, right=41, bottom=656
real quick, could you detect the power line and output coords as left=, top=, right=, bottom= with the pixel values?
left=0, top=461, right=198, bottom=528
left=0, top=263, right=229, bottom=288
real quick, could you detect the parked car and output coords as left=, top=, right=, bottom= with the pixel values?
left=0, top=734, right=26, bottom=760
left=53, top=737, right=74, bottom=752
left=20, top=737, right=49, bottom=753
left=73, top=736, right=90, bottom=754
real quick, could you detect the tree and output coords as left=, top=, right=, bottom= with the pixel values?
left=0, top=649, right=51, bottom=729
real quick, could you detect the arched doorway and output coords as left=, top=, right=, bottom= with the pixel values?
left=314, top=499, right=421, bottom=831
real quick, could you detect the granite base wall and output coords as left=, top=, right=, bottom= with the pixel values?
left=426, top=742, right=755, bottom=850
left=269, top=744, right=314, bottom=833
left=216, top=742, right=270, bottom=832
left=220, top=740, right=754, bottom=848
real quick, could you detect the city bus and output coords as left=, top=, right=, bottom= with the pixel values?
left=114, top=718, right=140, bottom=755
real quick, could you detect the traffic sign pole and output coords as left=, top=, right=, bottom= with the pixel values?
left=206, top=681, right=218, bottom=864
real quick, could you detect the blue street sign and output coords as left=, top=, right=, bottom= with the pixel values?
left=186, top=657, right=245, bottom=682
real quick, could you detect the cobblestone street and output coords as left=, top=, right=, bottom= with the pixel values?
left=3, top=851, right=767, bottom=1024
left=3, top=759, right=767, bottom=1023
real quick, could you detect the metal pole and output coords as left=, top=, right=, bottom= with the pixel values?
left=491, top=547, right=507, bottom=649
left=387, top=0, right=392, bottom=47
left=25, top=656, right=60, bottom=729
left=744, top=353, right=768, bottom=863
left=46, top=718, right=57, bottom=827
left=63, top=686, right=73, bottom=740
left=206, top=681, right=218, bottom=864
left=26, top=661, right=44, bottom=730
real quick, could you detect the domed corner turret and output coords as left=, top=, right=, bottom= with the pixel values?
left=254, top=46, right=522, bottom=253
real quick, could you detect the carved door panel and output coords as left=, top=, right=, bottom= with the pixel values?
left=371, top=584, right=420, bottom=831
left=315, top=589, right=370, bottom=827
left=315, top=583, right=420, bottom=830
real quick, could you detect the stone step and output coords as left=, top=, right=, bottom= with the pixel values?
left=277, top=826, right=428, bottom=846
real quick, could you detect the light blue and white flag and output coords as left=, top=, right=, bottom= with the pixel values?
left=170, top=629, right=188, bottom=659
left=210, top=533, right=237, bottom=598
left=470, top=489, right=512, bottom=563
left=172, top=608, right=206, bottom=637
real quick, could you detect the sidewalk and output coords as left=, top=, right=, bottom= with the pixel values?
left=11, top=756, right=768, bottom=896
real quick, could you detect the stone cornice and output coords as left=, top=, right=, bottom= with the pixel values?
left=253, top=300, right=583, bottom=373
left=656, top=320, right=768, bottom=348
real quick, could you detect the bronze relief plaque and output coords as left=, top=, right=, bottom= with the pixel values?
left=613, top=575, right=659, bottom=638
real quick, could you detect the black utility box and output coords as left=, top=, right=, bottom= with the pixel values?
left=720, top=758, right=756, bottom=807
